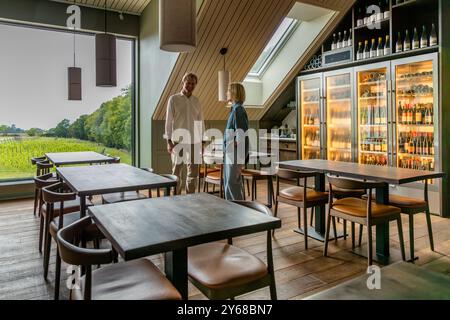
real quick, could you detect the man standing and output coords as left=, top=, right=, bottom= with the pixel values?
left=165, top=73, right=204, bottom=194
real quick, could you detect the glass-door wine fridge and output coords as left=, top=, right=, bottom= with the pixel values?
left=297, top=75, right=323, bottom=160
left=324, top=69, right=355, bottom=162
left=355, top=62, right=391, bottom=166
left=392, top=53, right=440, bottom=179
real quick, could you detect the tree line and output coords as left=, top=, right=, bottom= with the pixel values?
left=1, top=86, right=132, bottom=152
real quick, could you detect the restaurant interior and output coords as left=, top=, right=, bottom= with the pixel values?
left=1, top=0, right=450, bottom=302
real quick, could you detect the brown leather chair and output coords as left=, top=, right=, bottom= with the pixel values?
left=274, top=169, right=329, bottom=249
left=324, top=175, right=406, bottom=266
left=31, top=156, right=48, bottom=215
left=361, top=180, right=434, bottom=262
left=41, top=182, right=99, bottom=300
left=101, top=168, right=155, bottom=204
left=198, top=165, right=219, bottom=193
left=241, top=169, right=275, bottom=204
left=203, top=164, right=224, bottom=198
left=187, top=201, right=277, bottom=300
left=56, top=217, right=181, bottom=300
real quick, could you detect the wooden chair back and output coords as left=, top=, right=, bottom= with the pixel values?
left=42, top=182, right=77, bottom=230
left=56, top=217, right=114, bottom=300
left=31, top=156, right=47, bottom=165
left=36, top=161, right=53, bottom=176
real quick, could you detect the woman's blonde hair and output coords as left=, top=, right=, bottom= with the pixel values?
left=228, top=82, right=246, bottom=104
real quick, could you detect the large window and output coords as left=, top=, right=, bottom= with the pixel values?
left=248, top=18, right=299, bottom=77
left=0, top=23, right=134, bottom=181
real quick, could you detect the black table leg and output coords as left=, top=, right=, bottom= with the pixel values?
left=165, top=248, right=188, bottom=300
left=375, top=185, right=390, bottom=264
left=294, top=173, right=345, bottom=241
left=267, top=176, right=273, bottom=208
left=80, top=195, right=87, bottom=218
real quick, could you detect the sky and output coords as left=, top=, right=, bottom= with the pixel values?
left=0, top=23, right=132, bottom=130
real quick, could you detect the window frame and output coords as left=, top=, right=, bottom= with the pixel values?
left=0, top=21, right=138, bottom=184
left=247, top=18, right=299, bottom=78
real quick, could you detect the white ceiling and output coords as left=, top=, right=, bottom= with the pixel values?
left=51, top=0, right=151, bottom=15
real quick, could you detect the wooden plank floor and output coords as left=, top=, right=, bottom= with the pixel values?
left=1, top=181, right=450, bottom=300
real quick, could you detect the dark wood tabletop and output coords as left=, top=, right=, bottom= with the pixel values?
left=45, top=151, right=114, bottom=166
left=56, top=163, right=177, bottom=196
left=88, top=193, right=281, bottom=261
left=278, top=160, right=445, bottom=185
left=305, top=262, right=450, bottom=300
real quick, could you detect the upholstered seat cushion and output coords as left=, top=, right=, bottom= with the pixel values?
left=206, top=171, right=222, bottom=180
left=332, top=198, right=401, bottom=218
left=102, top=191, right=147, bottom=204
left=72, top=259, right=181, bottom=300
left=50, top=212, right=101, bottom=239
left=362, top=194, right=427, bottom=209
left=279, top=186, right=328, bottom=202
left=200, top=167, right=219, bottom=178
left=188, top=243, right=268, bottom=290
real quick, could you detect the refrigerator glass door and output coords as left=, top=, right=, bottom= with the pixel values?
left=394, top=58, right=437, bottom=176
left=325, top=73, right=352, bottom=162
left=357, top=66, right=389, bottom=166
left=299, top=77, right=322, bottom=160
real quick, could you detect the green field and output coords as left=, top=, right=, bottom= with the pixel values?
left=0, top=137, right=131, bottom=180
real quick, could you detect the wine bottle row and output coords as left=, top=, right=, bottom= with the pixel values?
left=304, top=129, right=320, bottom=147
left=395, top=24, right=438, bottom=53
left=356, top=1, right=390, bottom=27
left=361, top=154, right=388, bottom=166
left=360, top=105, right=387, bottom=125
left=357, top=36, right=390, bottom=61
left=331, top=29, right=352, bottom=51
left=398, top=102, right=434, bottom=125
left=398, top=132, right=434, bottom=156
left=399, top=157, right=434, bottom=171
left=360, top=138, right=388, bottom=153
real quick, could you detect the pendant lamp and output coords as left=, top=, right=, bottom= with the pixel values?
left=218, top=48, right=230, bottom=102
left=96, top=0, right=117, bottom=87
left=160, top=0, right=197, bottom=52
left=68, top=2, right=81, bottom=100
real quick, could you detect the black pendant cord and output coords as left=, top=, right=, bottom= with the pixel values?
left=104, top=0, right=107, bottom=34
left=73, top=0, right=76, bottom=67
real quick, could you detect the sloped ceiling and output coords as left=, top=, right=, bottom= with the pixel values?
left=51, top=0, right=150, bottom=15
left=153, top=0, right=297, bottom=121
left=153, top=0, right=354, bottom=121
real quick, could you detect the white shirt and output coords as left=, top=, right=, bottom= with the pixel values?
left=164, top=92, right=204, bottom=144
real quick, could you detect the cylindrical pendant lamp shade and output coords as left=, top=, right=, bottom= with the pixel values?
left=96, top=33, right=117, bottom=87
left=68, top=67, right=82, bottom=100
left=218, top=70, right=230, bottom=102
left=159, top=0, right=197, bottom=52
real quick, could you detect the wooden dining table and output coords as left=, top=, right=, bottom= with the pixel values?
left=56, top=163, right=177, bottom=218
left=45, top=151, right=115, bottom=167
left=278, top=159, right=445, bottom=264
left=88, top=193, right=281, bottom=299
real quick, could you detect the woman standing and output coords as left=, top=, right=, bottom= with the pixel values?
left=223, top=82, right=249, bottom=200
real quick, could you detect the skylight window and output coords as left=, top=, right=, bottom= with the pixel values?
left=248, top=17, right=299, bottom=77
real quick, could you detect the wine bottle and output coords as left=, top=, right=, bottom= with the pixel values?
left=357, top=42, right=363, bottom=60
left=347, top=29, right=352, bottom=47
left=337, top=32, right=342, bottom=49
left=384, top=0, right=390, bottom=19
left=377, top=37, right=384, bottom=57
left=343, top=30, right=348, bottom=48
left=357, top=7, right=364, bottom=27
left=384, top=35, right=390, bottom=55
left=415, top=104, right=422, bottom=124
left=404, top=29, right=411, bottom=51
left=331, top=33, right=337, bottom=50
left=420, top=25, right=428, bottom=48
left=430, top=23, right=438, bottom=46
left=363, top=40, right=370, bottom=59
left=370, top=38, right=377, bottom=58
left=412, top=27, right=420, bottom=50
left=396, top=32, right=403, bottom=53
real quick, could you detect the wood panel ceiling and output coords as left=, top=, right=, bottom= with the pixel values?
left=51, top=0, right=150, bottom=15
left=153, top=0, right=297, bottom=121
